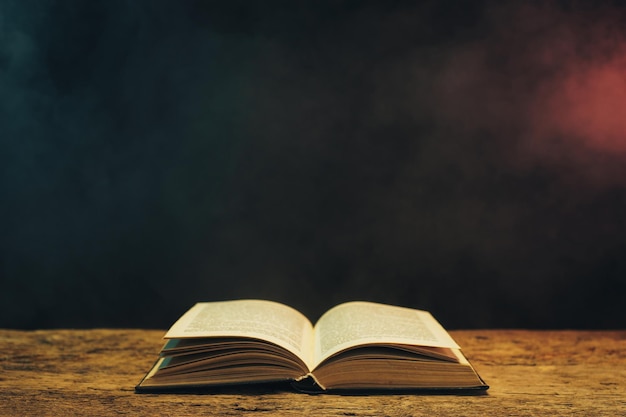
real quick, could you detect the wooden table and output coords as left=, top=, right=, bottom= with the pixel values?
left=1, top=329, right=624, bottom=416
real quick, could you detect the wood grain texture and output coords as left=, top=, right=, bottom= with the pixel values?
left=1, top=329, right=625, bottom=416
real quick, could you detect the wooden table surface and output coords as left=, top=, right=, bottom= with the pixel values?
left=1, top=329, right=625, bottom=416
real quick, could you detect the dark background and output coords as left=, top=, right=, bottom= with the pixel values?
left=2, top=0, right=625, bottom=330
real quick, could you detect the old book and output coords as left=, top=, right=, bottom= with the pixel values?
left=135, top=299, right=488, bottom=393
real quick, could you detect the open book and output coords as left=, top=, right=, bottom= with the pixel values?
left=135, top=300, right=488, bottom=393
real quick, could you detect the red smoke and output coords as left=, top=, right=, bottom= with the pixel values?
left=518, top=3, right=626, bottom=157
left=433, top=3, right=626, bottom=186
left=534, top=57, right=626, bottom=153
left=523, top=8, right=626, bottom=187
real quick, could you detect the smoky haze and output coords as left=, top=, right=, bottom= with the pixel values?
left=1, top=1, right=625, bottom=329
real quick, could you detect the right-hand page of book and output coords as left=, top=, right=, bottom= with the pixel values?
left=313, top=301, right=460, bottom=366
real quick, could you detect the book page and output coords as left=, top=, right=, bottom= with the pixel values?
left=313, top=301, right=459, bottom=366
left=165, top=300, right=314, bottom=369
